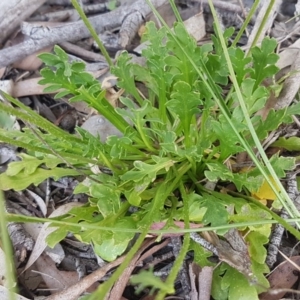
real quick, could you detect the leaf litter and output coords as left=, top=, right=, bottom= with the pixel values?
left=1, top=0, right=300, bottom=299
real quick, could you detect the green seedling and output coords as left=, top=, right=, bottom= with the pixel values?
left=0, top=1, right=299, bottom=299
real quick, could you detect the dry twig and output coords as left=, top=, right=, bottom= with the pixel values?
left=0, top=0, right=167, bottom=68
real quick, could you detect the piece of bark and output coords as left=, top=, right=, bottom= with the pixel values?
left=0, top=0, right=46, bottom=46
left=40, top=3, right=109, bottom=22
left=266, top=173, right=300, bottom=268
left=169, top=236, right=191, bottom=299
left=198, top=266, right=213, bottom=300
left=5, top=200, right=34, bottom=264
left=190, top=232, right=218, bottom=256
left=119, top=10, right=144, bottom=48
left=0, top=0, right=168, bottom=68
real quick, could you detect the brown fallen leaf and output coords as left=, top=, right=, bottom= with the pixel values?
left=35, top=252, right=79, bottom=293
left=189, top=262, right=213, bottom=300
left=215, top=229, right=252, bottom=278
left=260, top=256, right=300, bottom=300
left=13, top=46, right=53, bottom=71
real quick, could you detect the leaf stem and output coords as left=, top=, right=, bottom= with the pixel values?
left=6, top=212, right=300, bottom=235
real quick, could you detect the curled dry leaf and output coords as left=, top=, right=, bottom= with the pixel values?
left=26, top=189, right=47, bottom=217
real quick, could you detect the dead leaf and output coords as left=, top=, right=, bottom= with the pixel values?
left=260, top=256, right=300, bottom=300
left=13, top=46, right=53, bottom=71
left=19, top=263, right=43, bottom=291
left=215, top=229, right=252, bottom=278
left=35, top=252, right=79, bottom=294
left=198, top=266, right=213, bottom=300
left=12, top=77, right=49, bottom=98
left=108, top=239, right=156, bottom=300
left=277, top=39, right=300, bottom=70
left=26, top=189, right=47, bottom=217
left=23, top=202, right=82, bottom=273
left=183, top=12, right=206, bottom=42
left=252, top=177, right=280, bottom=201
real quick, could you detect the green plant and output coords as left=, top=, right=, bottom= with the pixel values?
left=1, top=1, right=300, bottom=299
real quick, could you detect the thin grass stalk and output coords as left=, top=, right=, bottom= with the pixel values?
left=208, top=0, right=300, bottom=226
left=232, top=0, right=260, bottom=47
left=6, top=212, right=300, bottom=239
left=169, top=0, right=182, bottom=22
left=0, top=191, right=17, bottom=300
left=247, top=0, right=276, bottom=50
left=70, top=0, right=113, bottom=67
